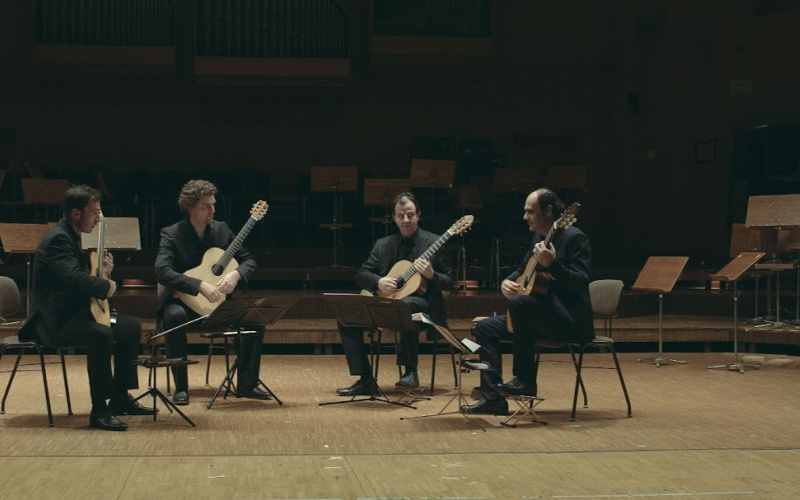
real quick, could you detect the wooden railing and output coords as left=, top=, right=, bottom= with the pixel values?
left=196, top=0, right=349, bottom=58
left=373, top=0, right=491, bottom=37
left=34, top=0, right=175, bottom=46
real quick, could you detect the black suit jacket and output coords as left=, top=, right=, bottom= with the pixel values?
left=19, top=219, right=111, bottom=346
left=507, top=226, right=594, bottom=342
left=154, top=218, right=257, bottom=316
left=356, top=228, right=454, bottom=326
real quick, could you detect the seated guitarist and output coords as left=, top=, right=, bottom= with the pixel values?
left=19, top=185, right=154, bottom=431
left=462, top=188, right=594, bottom=415
left=155, top=180, right=267, bottom=405
left=336, top=191, right=453, bottom=396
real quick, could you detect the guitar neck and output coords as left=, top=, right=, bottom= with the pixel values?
left=398, top=230, right=453, bottom=282
left=95, top=216, right=105, bottom=277
left=215, top=217, right=258, bottom=269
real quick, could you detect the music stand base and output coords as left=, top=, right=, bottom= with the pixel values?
left=708, top=363, right=760, bottom=373
left=132, top=388, right=196, bottom=427
left=637, top=356, right=687, bottom=367
left=400, top=389, right=485, bottom=431
left=319, top=385, right=416, bottom=409
left=207, top=358, right=283, bottom=409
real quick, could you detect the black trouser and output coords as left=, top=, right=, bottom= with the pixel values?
left=337, top=295, right=431, bottom=378
left=473, top=294, right=585, bottom=401
left=160, top=301, right=264, bottom=391
left=57, top=312, right=141, bottom=408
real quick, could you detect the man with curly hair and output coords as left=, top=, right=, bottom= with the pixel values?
left=155, top=179, right=267, bottom=405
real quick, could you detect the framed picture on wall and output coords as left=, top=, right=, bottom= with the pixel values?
left=694, top=140, right=716, bottom=164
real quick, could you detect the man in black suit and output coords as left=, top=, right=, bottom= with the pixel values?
left=155, top=179, right=267, bottom=405
left=19, top=185, right=153, bottom=431
left=336, top=191, right=453, bottom=396
left=462, top=188, right=594, bottom=415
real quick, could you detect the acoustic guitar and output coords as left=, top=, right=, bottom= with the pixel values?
left=89, top=211, right=115, bottom=327
left=375, top=215, right=474, bottom=300
left=176, top=200, right=269, bottom=316
left=506, top=202, right=580, bottom=333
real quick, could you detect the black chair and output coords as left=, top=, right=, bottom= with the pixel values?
left=0, top=276, right=73, bottom=427
left=532, top=279, right=632, bottom=422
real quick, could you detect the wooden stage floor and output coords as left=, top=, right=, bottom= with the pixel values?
left=0, top=352, right=799, bottom=499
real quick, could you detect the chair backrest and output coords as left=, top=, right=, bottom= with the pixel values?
left=0, top=276, right=22, bottom=318
left=589, top=279, right=623, bottom=320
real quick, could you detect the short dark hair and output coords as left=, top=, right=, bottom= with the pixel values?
left=63, top=185, right=101, bottom=217
left=178, top=180, right=218, bottom=214
left=533, top=188, right=565, bottom=219
left=392, top=191, right=420, bottom=215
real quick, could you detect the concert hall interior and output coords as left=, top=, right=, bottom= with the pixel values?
left=1, top=1, right=800, bottom=499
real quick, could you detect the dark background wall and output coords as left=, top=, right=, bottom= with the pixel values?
left=1, top=0, right=798, bottom=265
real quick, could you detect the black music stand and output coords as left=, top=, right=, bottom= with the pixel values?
left=448, top=185, right=483, bottom=293
left=709, top=252, right=765, bottom=373
left=363, top=178, right=410, bottom=241
left=310, top=166, right=358, bottom=268
left=136, top=315, right=208, bottom=427
left=0, top=223, right=53, bottom=315
left=199, top=298, right=289, bottom=409
left=632, top=256, right=689, bottom=367
left=409, top=159, right=455, bottom=214
left=319, top=293, right=418, bottom=409
left=400, top=312, right=487, bottom=431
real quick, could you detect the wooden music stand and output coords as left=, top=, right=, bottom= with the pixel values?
left=708, top=252, right=765, bottom=373
left=448, top=185, right=483, bottom=292
left=363, top=178, right=410, bottom=239
left=0, top=223, right=53, bottom=315
left=20, top=178, right=69, bottom=222
left=491, top=168, right=539, bottom=201
left=632, top=256, right=689, bottom=367
left=81, top=217, right=142, bottom=251
left=409, top=159, right=455, bottom=214
left=542, top=165, right=588, bottom=190
left=310, top=166, right=358, bottom=268
left=746, top=194, right=800, bottom=328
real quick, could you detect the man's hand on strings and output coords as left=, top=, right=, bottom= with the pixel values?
left=534, top=241, right=556, bottom=268
left=501, top=279, right=520, bottom=299
left=378, top=276, right=398, bottom=294
left=413, top=258, right=434, bottom=279
left=199, top=281, right=222, bottom=303
left=216, top=271, right=241, bottom=295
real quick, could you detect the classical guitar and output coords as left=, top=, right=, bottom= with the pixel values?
left=506, top=202, right=580, bottom=333
left=176, top=200, right=269, bottom=316
left=89, top=211, right=115, bottom=327
left=375, top=215, right=474, bottom=300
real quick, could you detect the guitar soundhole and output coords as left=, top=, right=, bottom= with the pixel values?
left=395, top=277, right=406, bottom=289
left=211, top=264, right=224, bottom=276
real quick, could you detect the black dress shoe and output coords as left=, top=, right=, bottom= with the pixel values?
left=89, top=412, right=128, bottom=431
left=460, top=397, right=509, bottom=415
left=172, top=391, right=190, bottom=406
left=336, top=379, right=376, bottom=396
left=395, top=371, right=419, bottom=388
left=498, top=377, right=537, bottom=396
left=239, top=387, right=270, bottom=400
left=110, top=397, right=157, bottom=416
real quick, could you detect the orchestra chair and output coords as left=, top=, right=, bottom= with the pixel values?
left=530, top=279, right=631, bottom=422
left=0, top=276, right=73, bottom=427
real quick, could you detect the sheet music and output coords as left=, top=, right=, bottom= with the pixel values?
left=411, top=312, right=481, bottom=354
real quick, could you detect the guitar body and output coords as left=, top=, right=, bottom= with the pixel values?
left=506, top=266, right=550, bottom=333
left=175, top=247, right=239, bottom=316
left=89, top=248, right=112, bottom=327
left=375, top=260, right=428, bottom=299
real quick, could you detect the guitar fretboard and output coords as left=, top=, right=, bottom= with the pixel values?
left=214, top=216, right=258, bottom=272
left=398, top=230, right=454, bottom=282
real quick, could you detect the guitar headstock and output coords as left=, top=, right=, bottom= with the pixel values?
left=450, top=215, right=475, bottom=235
left=555, top=202, right=580, bottom=230
left=250, top=200, right=269, bottom=220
